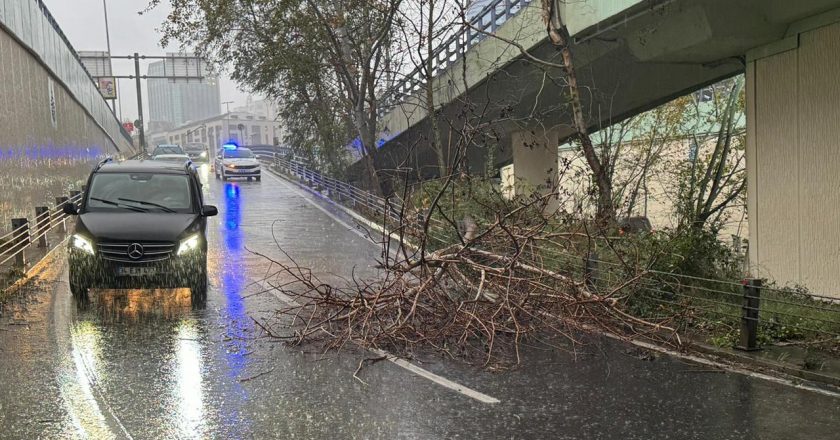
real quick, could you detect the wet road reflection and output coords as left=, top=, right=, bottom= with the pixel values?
left=216, top=181, right=252, bottom=436
left=60, top=320, right=112, bottom=438
left=87, top=288, right=193, bottom=323
left=174, top=320, right=205, bottom=438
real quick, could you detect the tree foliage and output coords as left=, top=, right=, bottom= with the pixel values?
left=148, top=0, right=403, bottom=182
left=676, top=77, right=746, bottom=232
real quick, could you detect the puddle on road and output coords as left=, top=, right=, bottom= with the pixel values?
left=85, top=288, right=195, bottom=323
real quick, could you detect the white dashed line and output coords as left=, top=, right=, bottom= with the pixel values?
left=367, top=348, right=501, bottom=404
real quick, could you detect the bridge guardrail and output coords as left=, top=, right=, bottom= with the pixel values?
left=272, top=157, right=405, bottom=223
left=378, top=0, right=533, bottom=118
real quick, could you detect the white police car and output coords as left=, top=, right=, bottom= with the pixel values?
left=214, top=144, right=261, bottom=181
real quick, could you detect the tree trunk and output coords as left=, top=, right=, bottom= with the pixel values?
left=425, top=0, right=447, bottom=176
left=544, top=3, right=615, bottom=225
left=353, top=103, right=383, bottom=195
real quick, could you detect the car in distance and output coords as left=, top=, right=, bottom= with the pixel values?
left=63, top=158, right=217, bottom=303
left=214, top=145, right=261, bottom=181
left=150, top=144, right=185, bottom=158
left=184, top=143, right=209, bottom=162
left=153, top=153, right=192, bottom=164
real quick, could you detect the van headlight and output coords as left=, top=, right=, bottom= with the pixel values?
left=72, top=234, right=95, bottom=255
left=177, top=234, right=201, bottom=255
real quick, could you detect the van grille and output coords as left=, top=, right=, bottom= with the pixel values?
left=97, top=241, right=175, bottom=263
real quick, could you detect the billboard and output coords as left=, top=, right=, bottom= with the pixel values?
left=161, top=53, right=212, bottom=83
left=78, top=51, right=113, bottom=77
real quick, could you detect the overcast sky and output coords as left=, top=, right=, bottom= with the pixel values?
left=42, top=0, right=250, bottom=123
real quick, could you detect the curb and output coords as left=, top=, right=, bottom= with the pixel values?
left=1, top=235, right=69, bottom=301
left=690, top=340, right=840, bottom=389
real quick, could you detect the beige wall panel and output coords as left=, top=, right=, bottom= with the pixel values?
left=746, top=62, right=759, bottom=272
left=753, top=49, right=800, bottom=283
left=796, top=24, right=840, bottom=295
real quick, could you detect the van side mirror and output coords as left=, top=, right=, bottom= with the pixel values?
left=63, top=203, right=78, bottom=215
left=202, top=205, right=218, bottom=217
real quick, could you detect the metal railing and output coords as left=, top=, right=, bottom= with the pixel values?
left=378, top=0, right=533, bottom=117
left=0, top=191, right=83, bottom=268
left=552, top=249, right=840, bottom=350
left=273, top=157, right=404, bottom=222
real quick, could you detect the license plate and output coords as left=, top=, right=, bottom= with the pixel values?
left=116, top=266, right=156, bottom=277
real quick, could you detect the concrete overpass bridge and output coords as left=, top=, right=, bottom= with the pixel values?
left=366, top=0, right=840, bottom=298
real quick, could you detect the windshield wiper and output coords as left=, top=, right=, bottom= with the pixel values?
left=89, top=197, right=148, bottom=212
left=118, top=198, right=176, bottom=213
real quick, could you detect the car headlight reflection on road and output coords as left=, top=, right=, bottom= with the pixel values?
left=177, top=234, right=201, bottom=255
left=72, top=234, right=95, bottom=255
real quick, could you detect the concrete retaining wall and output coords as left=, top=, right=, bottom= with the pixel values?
left=0, top=1, right=137, bottom=227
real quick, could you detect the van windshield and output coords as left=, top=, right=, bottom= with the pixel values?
left=153, top=145, right=184, bottom=155
left=86, top=173, right=194, bottom=213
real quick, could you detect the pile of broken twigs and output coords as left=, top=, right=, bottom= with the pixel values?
left=250, top=192, right=683, bottom=368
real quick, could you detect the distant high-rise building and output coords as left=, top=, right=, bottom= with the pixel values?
left=147, top=54, right=221, bottom=132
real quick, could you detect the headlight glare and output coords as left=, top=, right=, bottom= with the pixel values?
left=177, top=234, right=201, bottom=255
left=72, top=234, right=95, bottom=255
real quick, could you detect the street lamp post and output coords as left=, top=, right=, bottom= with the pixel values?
left=222, top=101, right=233, bottom=144
left=102, top=0, right=115, bottom=115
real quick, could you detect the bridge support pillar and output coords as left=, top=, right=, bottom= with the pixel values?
left=511, top=129, right=559, bottom=211
left=745, top=18, right=840, bottom=296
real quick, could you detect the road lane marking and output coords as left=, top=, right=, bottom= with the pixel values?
left=252, top=277, right=500, bottom=404
left=367, top=348, right=501, bottom=404
left=52, top=263, right=134, bottom=439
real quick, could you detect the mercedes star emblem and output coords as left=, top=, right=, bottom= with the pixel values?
left=127, top=243, right=144, bottom=260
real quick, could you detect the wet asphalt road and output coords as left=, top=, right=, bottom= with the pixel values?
left=0, top=165, right=838, bottom=439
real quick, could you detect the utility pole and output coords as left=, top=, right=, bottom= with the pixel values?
left=134, top=53, right=145, bottom=151
left=222, top=101, right=233, bottom=142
